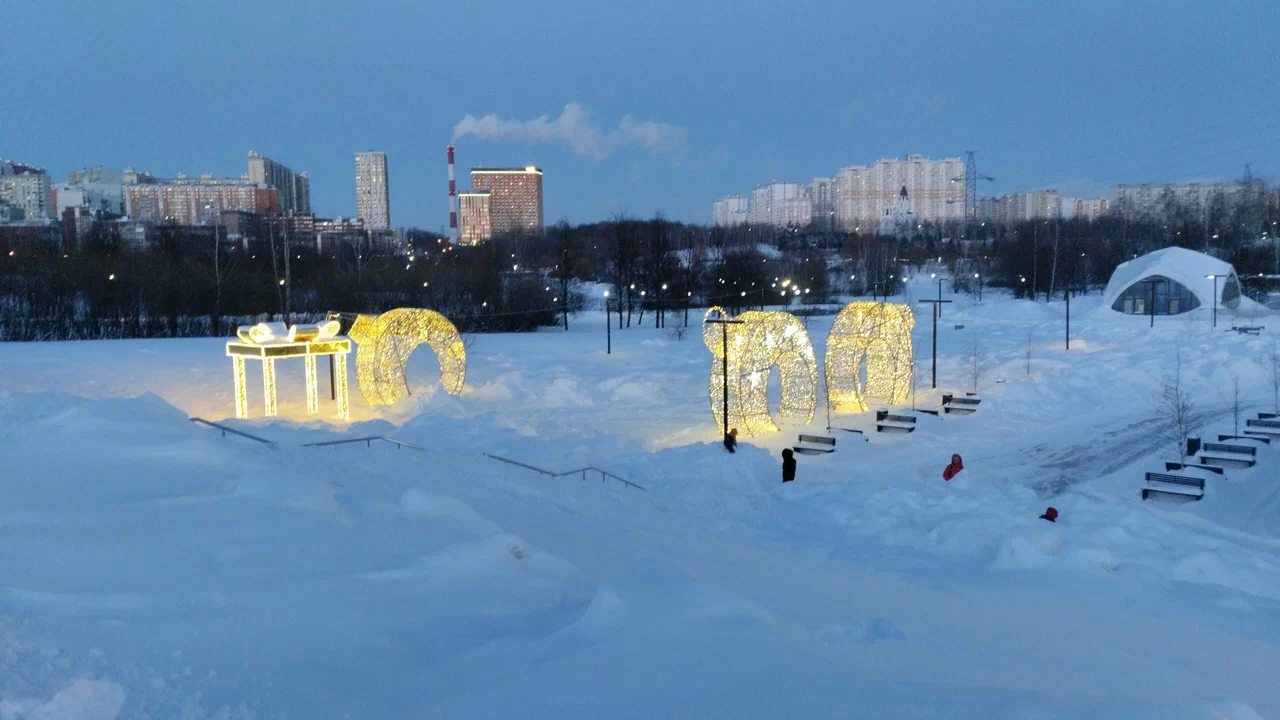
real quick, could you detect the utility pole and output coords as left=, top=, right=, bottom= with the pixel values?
left=917, top=299, right=953, bottom=389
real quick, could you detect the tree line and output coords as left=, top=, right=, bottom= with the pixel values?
left=2, top=185, right=1276, bottom=341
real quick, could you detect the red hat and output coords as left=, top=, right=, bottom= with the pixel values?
left=1040, top=507, right=1058, bottom=521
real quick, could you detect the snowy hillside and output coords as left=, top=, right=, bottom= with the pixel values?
left=1, top=274, right=1279, bottom=718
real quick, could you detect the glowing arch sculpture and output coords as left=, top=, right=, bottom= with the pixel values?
left=824, top=302, right=915, bottom=413
left=347, top=308, right=466, bottom=406
left=703, top=306, right=818, bottom=436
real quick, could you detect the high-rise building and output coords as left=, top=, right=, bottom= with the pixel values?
left=1061, top=197, right=1109, bottom=221
left=749, top=181, right=812, bottom=228
left=807, top=177, right=835, bottom=231
left=470, top=166, right=543, bottom=236
left=122, top=170, right=279, bottom=223
left=54, top=167, right=125, bottom=217
left=354, top=151, right=391, bottom=230
left=0, top=160, right=53, bottom=220
left=457, top=190, right=492, bottom=245
left=247, top=151, right=311, bottom=215
left=712, top=194, right=749, bottom=227
left=1115, top=182, right=1256, bottom=219
left=833, top=155, right=965, bottom=229
left=293, top=173, right=311, bottom=215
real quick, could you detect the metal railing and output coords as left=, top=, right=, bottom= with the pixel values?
left=189, top=417, right=278, bottom=446
left=190, top=418, right=421, bottom=451
left=483, top=452, right=645, bottom=491
left=300, top=436, right=425, bottom=451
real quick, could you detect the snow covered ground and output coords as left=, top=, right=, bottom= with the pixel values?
left=2, top=272, right=1280, bottom=718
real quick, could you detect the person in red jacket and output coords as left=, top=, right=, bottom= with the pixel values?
left=942, top=453, right=964, bottom=481
left=1039, top=507, right=1058, bottom=522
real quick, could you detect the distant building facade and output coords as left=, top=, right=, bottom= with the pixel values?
left=1061, top=197, right=1109, bottom=221
left=834, top=155, right=965, bottom=228
left=1115, top=182, right=1256, bottom=219
left=247, top=151, right=310, bottom=215
left=55, top=167, right=125, bottom=217
left=457, top=190, right=492, bottom=245
left=470, top=167, right=543, bottom=235
left=978, top=191, right=1072, bottom=223
left=354, top=151, right=391, bottom=230
left=0, top=160, right=54, bottom=220
left=749, top=181, right=812, bottom=228
left=807, top=177, right=835, bottom=231
left=712, top=194, right=749, bottom=227
left=123, top=170, right=278, bottom=224
left=0, top=202, right=24, bottom=223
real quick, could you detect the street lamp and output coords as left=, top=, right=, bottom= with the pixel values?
left=604, top=290, right=612, bottom=354
left=1206, top=274, right=1218, bottom=328
left=931, top=273, right=943, bottom=316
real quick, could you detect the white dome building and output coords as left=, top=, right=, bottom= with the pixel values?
left=1102, top=246, right=1240, bottom=316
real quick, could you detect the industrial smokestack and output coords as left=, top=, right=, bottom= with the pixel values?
left=447, top=145, right=458, bottom=244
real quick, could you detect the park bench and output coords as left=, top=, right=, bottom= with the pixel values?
left=1142, top=471, right=1205, bottom=502
left=1219, top=433, right=1270, bottom=446
left=1259, top=412, right=1278, bottom=419
left=1230, top=326, right=1264, bottom=335
left=1164, top=462, right=1224, bottom=476
left=875, top=410, right=917, bottom=433
left=1198, top=441, right=1257, bottom=468
left=1245, top=418, right=1280, bottom=437
left=942, top=393, right=981, bottom=415
left=793, top=434, right=837, bottom=455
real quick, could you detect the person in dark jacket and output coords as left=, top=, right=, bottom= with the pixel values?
left=781, top=448, right=796, bottom=482
left=723, top=428, right=738, bottom=453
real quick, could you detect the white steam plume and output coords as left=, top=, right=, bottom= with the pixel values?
left=452, top=103, right=687, bottom=161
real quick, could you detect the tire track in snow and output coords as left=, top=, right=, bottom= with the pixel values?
left=1024, top=407, right=1231, bottom=497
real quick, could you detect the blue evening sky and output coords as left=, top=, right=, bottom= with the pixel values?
left=3, top=0, right=1277, bottom=228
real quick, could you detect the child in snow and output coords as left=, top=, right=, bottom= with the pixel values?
left=781, top=448, right=796, bottom=482
left=723, top=428, right=738, bottom=453
left=1039, top=507, right=1058, bottom=523
left=942, top=453, right=964, bottom=481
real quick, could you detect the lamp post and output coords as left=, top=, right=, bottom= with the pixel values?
left=1143, top=278, right=1165, bottom=327
left=704, top=313, right=745, bottom=437
left=1206, top=274, right=1218, bottom=328
left=1061, top=286, right=1084, bottom=350
left=917, top=298, right=953, bottom=389
left=931, top=273, right=944, bottom=317
left=604, top=291, right=612, bottom=354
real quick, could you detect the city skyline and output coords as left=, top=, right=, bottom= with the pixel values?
left=3, top=1, right=1277, bottom=228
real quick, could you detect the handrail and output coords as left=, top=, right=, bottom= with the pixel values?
left=300, top=436, right=425, bottom=451
left=483, top=452, right=645, bottom=490
left=189, top=417, right=278, bottom=446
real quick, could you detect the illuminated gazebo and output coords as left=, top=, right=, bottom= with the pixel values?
left=227, top=321, right=352, bottom=420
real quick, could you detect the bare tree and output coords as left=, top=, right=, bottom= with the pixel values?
left=1025, top=326, right=1033, bottom=376
left=1161, top=344, right=1195, bottom=460
left=967, top=333, right=990, bottom=394
left=1230, top=375, right=1243, bottom=436
left=1271, top=339, right=1280, bottom=414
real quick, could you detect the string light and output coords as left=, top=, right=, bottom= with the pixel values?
left=227, top=321, right=351, bottom=420
left=347, top=308, right=466, bottom=406
left=702, top=306, right=817, bottom=436
left=824, top=302, right=915, bottom=413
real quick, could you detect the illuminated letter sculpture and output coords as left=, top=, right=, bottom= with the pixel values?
left=347, top=308, right=466, bottom=406
left=824, top=302, right=914, bottom=413
left=703, top=306, right=817, bottom=436
left=227, top=320, right=351, bottom=419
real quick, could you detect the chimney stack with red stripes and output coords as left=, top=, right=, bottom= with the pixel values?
left=447, top=145, right=459, bottom=244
